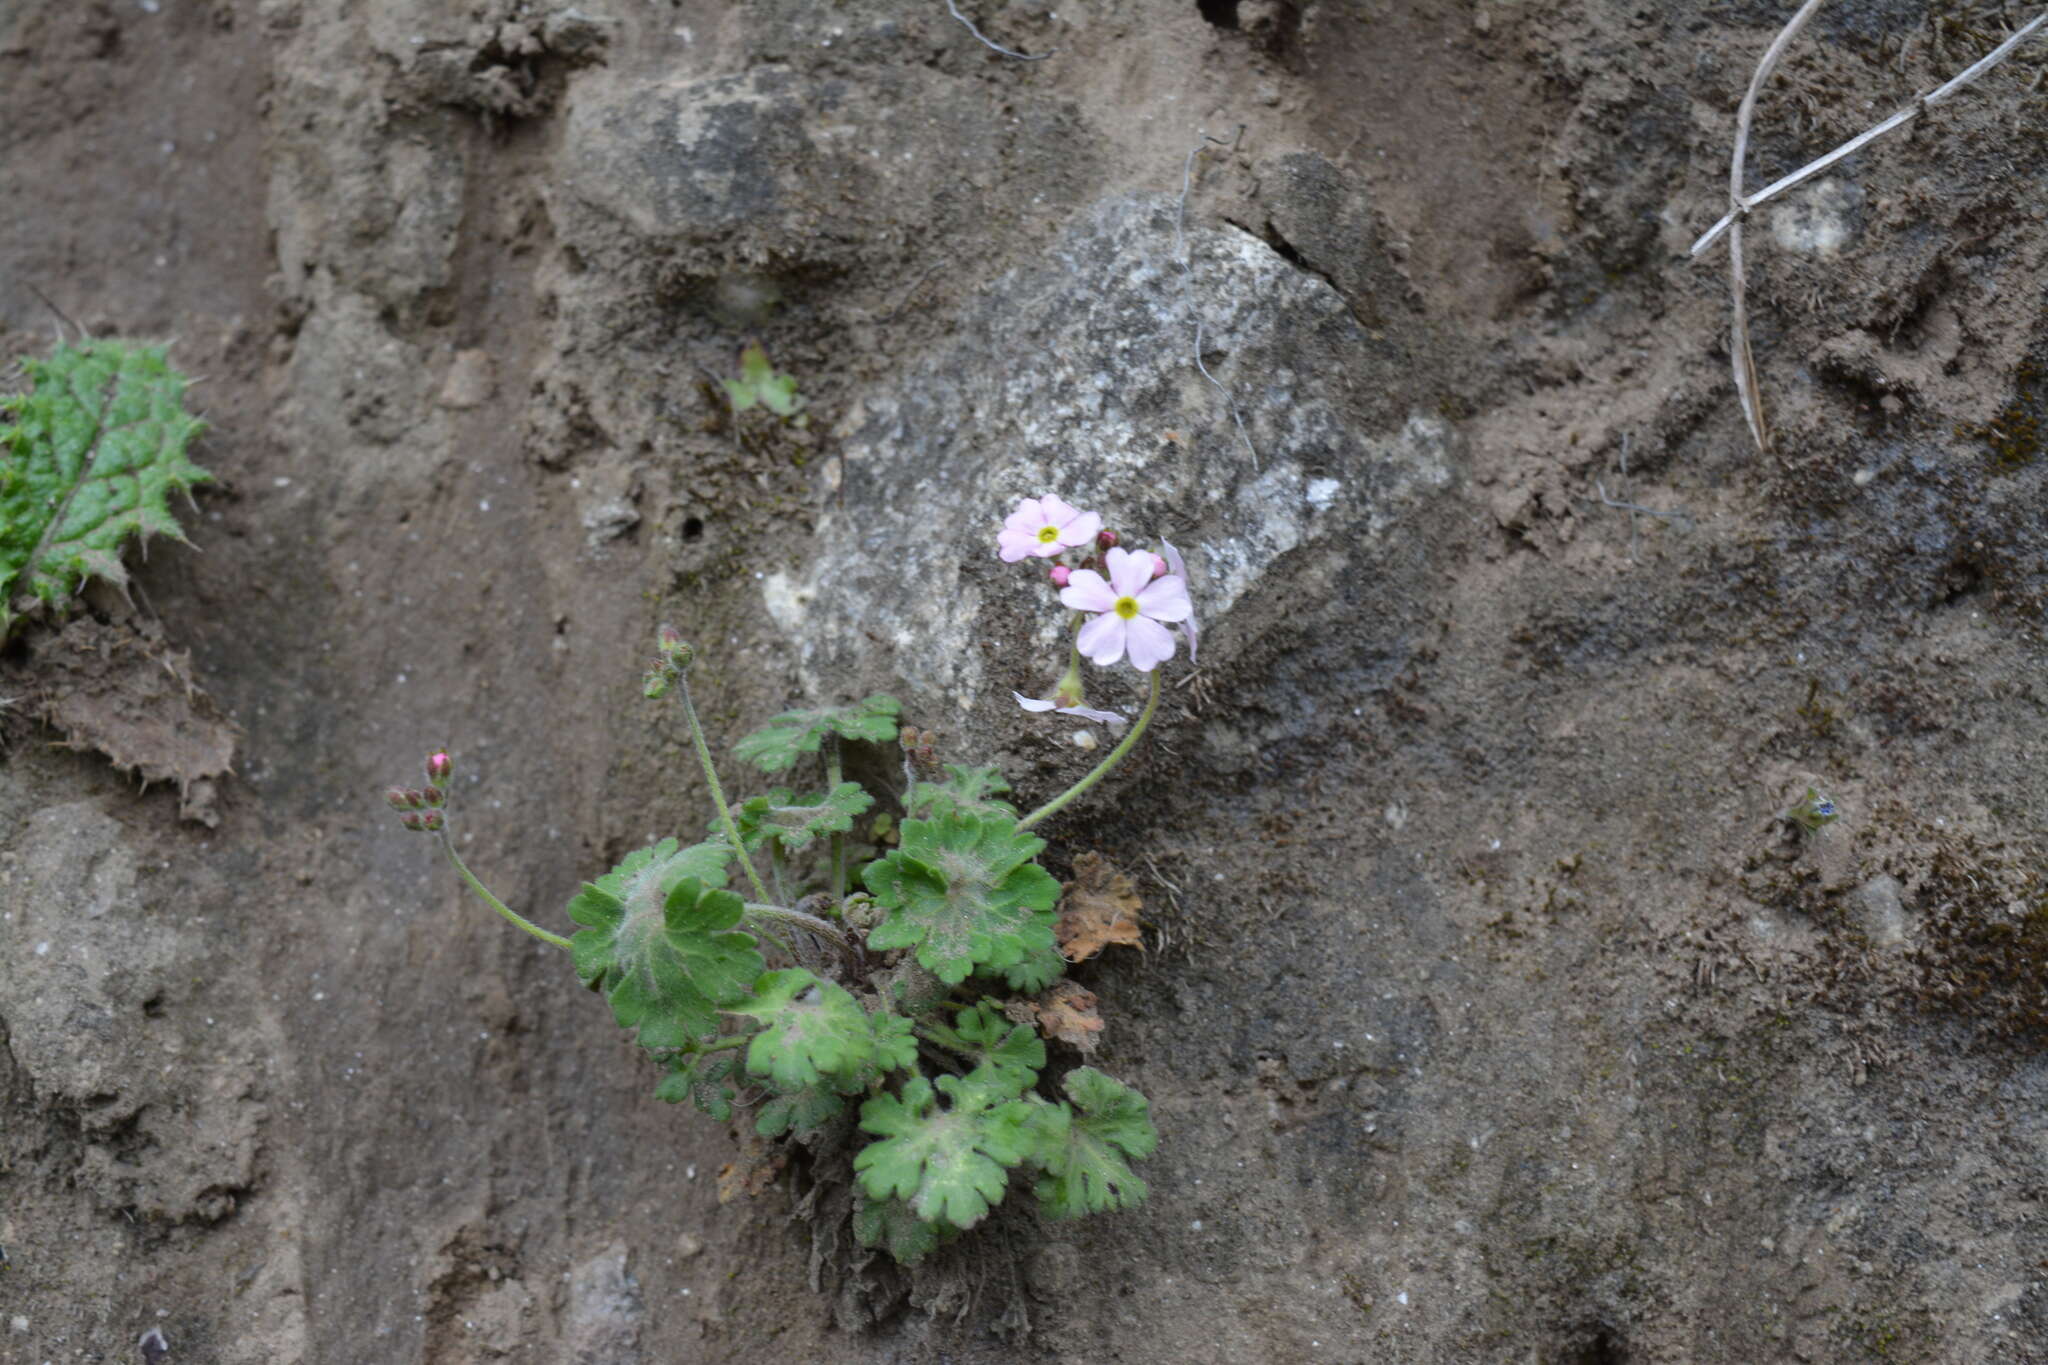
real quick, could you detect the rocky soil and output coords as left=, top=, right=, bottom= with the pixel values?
left=6, top=0, right=2048, bottom=1360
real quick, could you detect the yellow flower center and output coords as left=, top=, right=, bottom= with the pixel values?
left=1037, top=524, right=1061, bottom=544
left=1114, top=596, right=1140, bottom=620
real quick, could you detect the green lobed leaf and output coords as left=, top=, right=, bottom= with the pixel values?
left=1031, top=1067, right=1158, bottom=1219
left=0, top=340, right=210, bottom=636
left=722, top=342, right=805, bottom=419
left=724, top=782, right=876, bottom=853
left=734, top=695, right=902, bottom=773
left=727, top=968, right=915, bottom=1093
left=851, top=1192, right=941, bottom=1265
left=755, top=1082, right=845, bottom=1138
left=566, top=840, right=761, bottom=1050
left=980, top=938, right=1066, bottom=994
left=655, top=1051, right=738, bottom=1121
left=909, top=763, right=1018, bottom=822
left=862, top=811, right=1060, bottom=985
left=853, top=1072, right=1038, bottom=1231
left=920, top=1001, right=1045, bottom=1099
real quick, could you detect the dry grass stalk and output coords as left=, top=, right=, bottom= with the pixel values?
left=1695, top=3, right=2048, bottom=453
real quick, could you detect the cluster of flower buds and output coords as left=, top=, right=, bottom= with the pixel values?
left=899, top=725, right=940, bottom=776
left=997, top=494, right=1198, bottom=725
left=642, top=625, right=697, bottom=699
left=386, top=750, right=453, bottom=833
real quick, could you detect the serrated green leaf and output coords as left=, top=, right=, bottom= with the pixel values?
left=755, top=1082, right=845, bottom=1138
left=854, top=1073, right=1037, bottom=1231
left=735, top=695, right=903, bottom=773
left=921, top=1002, right=1044, bottom=1098
left=1032, top=1067, right=1157, bottom=1219
left=655, top=1050, right=738, bottom=1121
left=0, top=340, right=210, bottom=636
left=728, top=968, right=887, bottom=1093
left=852, top=1192, right=942, bottom=1265
left=909, top=763, right=1018, bottom=821
left=722, top=342, right=806, bottom=419
left=566, top=840, right=761, bottom=1050
left=981, top=938, right=1066, bottom=994
left=862, top=811, right=1060, bottom=985
left=724, top=782, right=875, bottom=853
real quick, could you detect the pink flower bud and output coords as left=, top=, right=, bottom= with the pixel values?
left=399, top=811, right=426, bottom=831
left=419, top=809, right=445, bottom=833
left=1096, top=529, right=1119, bottom=550
left=420, top=784, right=446, bottom=808
left=426, top=751, right=453, bottom=787
left=385, top=787, right=417, bottom=811
left=1151, top=554, right=1168, bottom=579
left=1048, top=564, right=1072, bottom=588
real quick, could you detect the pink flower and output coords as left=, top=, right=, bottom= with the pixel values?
left=1013, top=692, right=1127, bottom=726
left=1161, top=539, right=1198, bottom=663
left=998, top=495, right=1103, bottom=562
left=1060, top=546, right=1193, bottom=672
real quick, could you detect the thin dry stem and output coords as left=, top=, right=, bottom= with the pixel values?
left=945, top=0, right=1054, bottom=60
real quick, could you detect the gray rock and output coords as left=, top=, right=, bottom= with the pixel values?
left=565, top=1240, right=645, bottom=1365
left=762, top=193, right=1453, bottom=706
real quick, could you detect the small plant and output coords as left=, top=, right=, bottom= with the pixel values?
left=0, top=340, right=210, bottom=637
left=387, top=495, right=1196, bottom=1262
left=720, top=341, right=807, bottom=428
left=1786, top=786, right=1839, bottom=834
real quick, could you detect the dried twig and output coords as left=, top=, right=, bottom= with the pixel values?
left=1174, top=130, right=1260, bottom=471
left=1694, top=7, right=2048, bottom=257
left=945, top=0, right=1054, bottom=60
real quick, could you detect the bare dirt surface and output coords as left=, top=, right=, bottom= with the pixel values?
left=6, top=1, right=2048, bottom=1360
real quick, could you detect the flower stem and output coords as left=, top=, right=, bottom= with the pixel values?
left=695, top=1033, right=750, bottom=1054
left=676, top=676, right=772, bottom=904
left=437, top=834, right=573, bottom=950
left=1018, top=667, right=1163, bottom=831
left=827, top=738, right=847, bottom=901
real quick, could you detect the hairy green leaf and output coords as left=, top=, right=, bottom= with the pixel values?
left=0, top=340, right=209, bottom=636
left=728, top=968, right=889, bottom=1093
left=566, top=840, right=761, bottom=1050
left=655, top=1050, right=738, bottom=1121
left=851, top=1192, right=941, bottom=1265
left=862, top=811, right=1060, bottom=985
left=734, top=695, right=902, bottom=773
left=755, top=1082, right=845, bottom=1138
left=981, top=938, right=1066, bottom=994
left=725, top=782, right=875, bottom=853
left=920, top=1001, right=1044, bottom=1098
left=854, top=1073, right=1037, bottom=1231
left=909, top=763, right=1017, bottom=822
left=1031, top=1067, right=1157, bottom=1219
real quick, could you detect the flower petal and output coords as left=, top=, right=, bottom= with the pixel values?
left=1076, top=612, right=1127, bottom=666
left=1060, top=570, right=1118, bottom=613
left=1135, top=575, right=1192, bottom=622
left=1125, top=616, right=1176, bottom=672
left=1161, top=539, right=1199, bottom=662
left=1039, top=494, right=1078, bottom=527
left=1106, top=546, right=1153, bottom=597
left=1063, top=702, right=1128, bottom=725
left=1004, top=497, right=1047, bottom=532
left=1061, top=509, right=1103, bottom=546
left=1013, top=692, right=1059, bottom=712
left=999, top=527, right=1048, bottom=560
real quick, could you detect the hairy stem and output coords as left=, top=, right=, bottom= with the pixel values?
left=437, top=835, right=573, bottom=950
left=694, top=1033, right=751, bottom=1054
left=1018, top=667, right=1163, bottom=831
left=744, top=901, right=855, bottom=954
left=676, top=676, right=772, bottom=904
left=827, top=738, right=847, bottom=901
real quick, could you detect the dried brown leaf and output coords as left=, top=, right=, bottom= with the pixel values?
left=716, top=1137, right=787, bottom=1204
left=1056, top=851, right=1144, bottom=962
left=1030, top=980, right=1103, bottom=1054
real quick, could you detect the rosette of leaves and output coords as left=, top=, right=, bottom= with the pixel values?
left=853, top=1071, right=1041, bottom=1231
left=565, top=839, right=762, bottom=1050
left=723, top=782, right=874, bottom=853
left=735, top=695, right=902, bottom=773
left=0, top=340, right=210, bottom=636
left=1029, top=1067, right=1158, bottom=1219
left=862, top=811, right=1060, bottom=984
